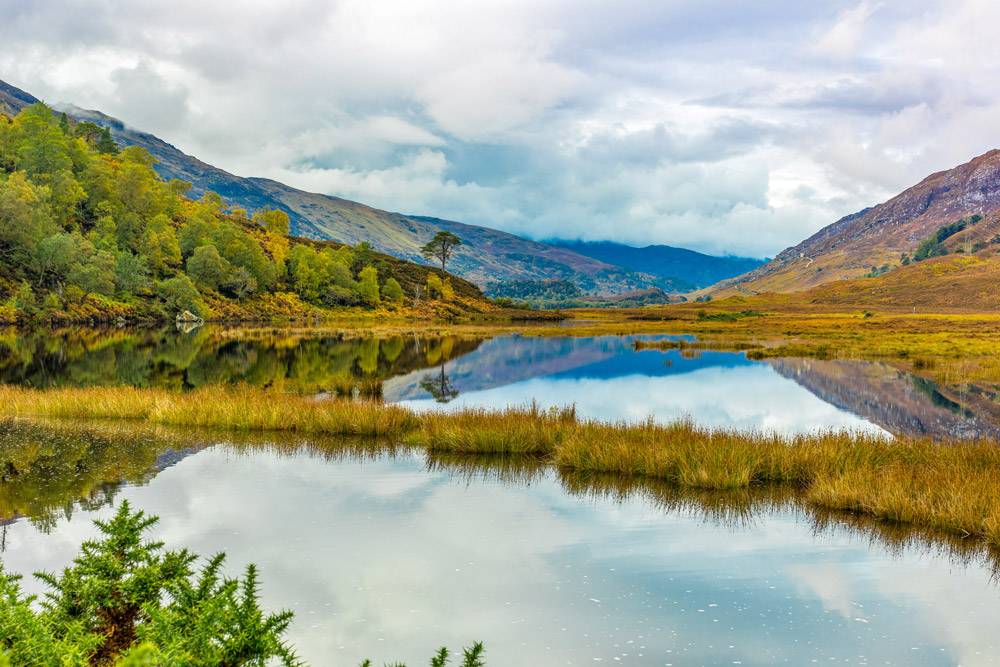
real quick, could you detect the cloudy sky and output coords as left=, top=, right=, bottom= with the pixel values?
left=2, top=0, right=998, bottom=258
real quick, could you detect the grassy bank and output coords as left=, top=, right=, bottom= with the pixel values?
left=2, top=385, right=999, bottom=546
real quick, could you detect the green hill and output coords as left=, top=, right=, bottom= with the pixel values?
left=0, top=102, right=490, bottom=325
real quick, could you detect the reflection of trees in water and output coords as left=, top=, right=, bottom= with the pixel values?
left=0, top=329, right=485, bottom=392
left=419, top=365, right=459, bottom=403
left=3, top=423, right=997, bottom=584
left=0, top=420, right=171, bottom=532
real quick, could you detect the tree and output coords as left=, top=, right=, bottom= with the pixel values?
left=440, top=277, right=455, bottom=301
left=156, top=275, right=206, bottom=316
left=382, top=277, right=404, bottom=304
left=0, top=172, right=54, bottom=275
left=16, top=103, right=72, bottom=176
left=187, top=245, right=231, bottom=290
left=115, top=252, right=151, bottom=296
left=225, top=266, right=258, bottom=301
left=420, top=231, right=463, bottom=272
left=426, top=273, right=444, bottom=299
left=357, top=266, right=381, bottom=307
left=73, top=120, right=104, bottom=144
left=252, top=206, right=290, bottom=236
left=96, top=126, right=119, bottom=155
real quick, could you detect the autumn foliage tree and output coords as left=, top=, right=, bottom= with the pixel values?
left=0, top=103, right=438, bottom=321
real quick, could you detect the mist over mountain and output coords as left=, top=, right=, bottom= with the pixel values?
left=550, top=240, right=765, bottom=288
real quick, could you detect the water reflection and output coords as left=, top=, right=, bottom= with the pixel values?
left=768, top=357, right=1000, bottom=440
left=0, top=327, right=482, bottom=392
left=4, top=327, right=1000, bottom=438
left=2, top=425, right=999, bottom=666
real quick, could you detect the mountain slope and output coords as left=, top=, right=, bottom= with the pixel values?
left=718, top=150, right=1000, bottom=294
left=550, top=240, right=765, bottom=287
left=43, top=102, right=660, bottom=295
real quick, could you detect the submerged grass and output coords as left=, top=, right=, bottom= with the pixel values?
left=3, top=384, right=1000, bottom=546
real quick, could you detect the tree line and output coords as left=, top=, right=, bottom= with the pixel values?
left=0, top=103, right=461, bottom=321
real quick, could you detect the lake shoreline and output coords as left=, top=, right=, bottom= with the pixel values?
left=3, top=383, right=998, bottom=549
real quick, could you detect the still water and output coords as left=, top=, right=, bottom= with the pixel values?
left=3, top=326, right=1000, bottom=665
left=2, top=326, right=999, bottom=438
left=1, top=421, right=998, bottom=666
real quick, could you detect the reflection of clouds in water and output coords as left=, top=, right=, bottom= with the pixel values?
left=5, top=448, right=998, bottom=665
left=400, top=365, right=887, bottom=435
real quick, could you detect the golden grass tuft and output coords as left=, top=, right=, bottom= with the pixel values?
left=408, top=403, right=575, bottom=454
left=3, top=383, right=1000, bottom=546
left=0, top=385, right=418, bottom=438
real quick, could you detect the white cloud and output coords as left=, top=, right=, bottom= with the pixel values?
left=812, top=2, right=880, bottom=60
left=2, top=0, right=998, bottom=257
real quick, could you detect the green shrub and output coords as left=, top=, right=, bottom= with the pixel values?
left=0, top=501, right=298, bottom=666
left=382, top=277, right=404, bottom=303
left=155, top=275, right=206, bottom=317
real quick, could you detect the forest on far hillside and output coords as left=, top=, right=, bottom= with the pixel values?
left=0, top=103, right=473, bottom=323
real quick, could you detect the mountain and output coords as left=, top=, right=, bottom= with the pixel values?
left=716, top=149, right=1000, bottom=294
left=0, top=79, right=37, bottom=117
left=550, top=240, right=764, bottom=287
left=7, top=108, right=655, bottom=298
left=0, top=78, right=670, bottom=295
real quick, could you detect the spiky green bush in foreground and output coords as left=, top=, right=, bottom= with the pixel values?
left=0, top=502, right=484, bottom=666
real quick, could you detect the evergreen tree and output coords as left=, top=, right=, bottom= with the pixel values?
left=420, top=231, right=463, bottom=272
left=96, top=126, right=119, bottom=155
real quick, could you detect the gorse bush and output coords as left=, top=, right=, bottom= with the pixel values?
left=0, top=500, right=300, bottom=666
left=0, top=501, right=486, bottom=666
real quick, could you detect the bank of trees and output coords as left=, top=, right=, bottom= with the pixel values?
left=0, top=103, right=436, bottom=320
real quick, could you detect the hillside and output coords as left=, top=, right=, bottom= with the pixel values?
left=0, top=98, right=649, bottom=297
left=550, top=240, right=764, bottom=287
left=0, top=102, right=496, bottom=325
left=790, top=249, right=1000, bottom=312
left=717, top=150, right=1000, bottom=294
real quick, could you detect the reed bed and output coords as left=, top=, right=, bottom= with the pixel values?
left=407, top=404, right=576, bottom=454
left=3, top=384, right=1000, bottom=546
left=0, top=385, right=418, bottom=438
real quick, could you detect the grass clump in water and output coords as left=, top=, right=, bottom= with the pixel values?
left=408, top=403, right=576, bottom=455
left=330, top=375, right=357, bottom=398
left=357, top=375, right=384, bottom=401
left=3, top=384, right=1000, bottom=547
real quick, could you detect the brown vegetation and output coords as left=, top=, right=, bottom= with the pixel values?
left=3, top=384, right=1000, bottom=548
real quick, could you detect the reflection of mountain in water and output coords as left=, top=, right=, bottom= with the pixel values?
left=767, top=358, right=1000, bottom=439
left=385, top=336, right=626, bottom=401
left=387, top=335, right=758, bottom=403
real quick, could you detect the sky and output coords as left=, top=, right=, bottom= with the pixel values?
left=2, top=0, right=999, bottom=258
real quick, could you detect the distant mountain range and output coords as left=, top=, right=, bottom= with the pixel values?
left=550, top=240, right=765, bottom=288
left=0, top=77, right=765, bottom=296
left=717, top=149, right=1000, bottom=294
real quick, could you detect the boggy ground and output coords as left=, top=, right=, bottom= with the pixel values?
left=528, top=299, right=1000, bottom=385
left=2, top=384, right=1000, bottom=550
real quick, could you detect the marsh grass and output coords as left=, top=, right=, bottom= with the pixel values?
left=357, top=376, right=385, bottom=401
left=4, top=384, right=1000, bottom=546
left=407, top=403, right=576, bottom=455
left=331, top=375, right=357, bottom=398
left=0, top=385, right=418, bottom=438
